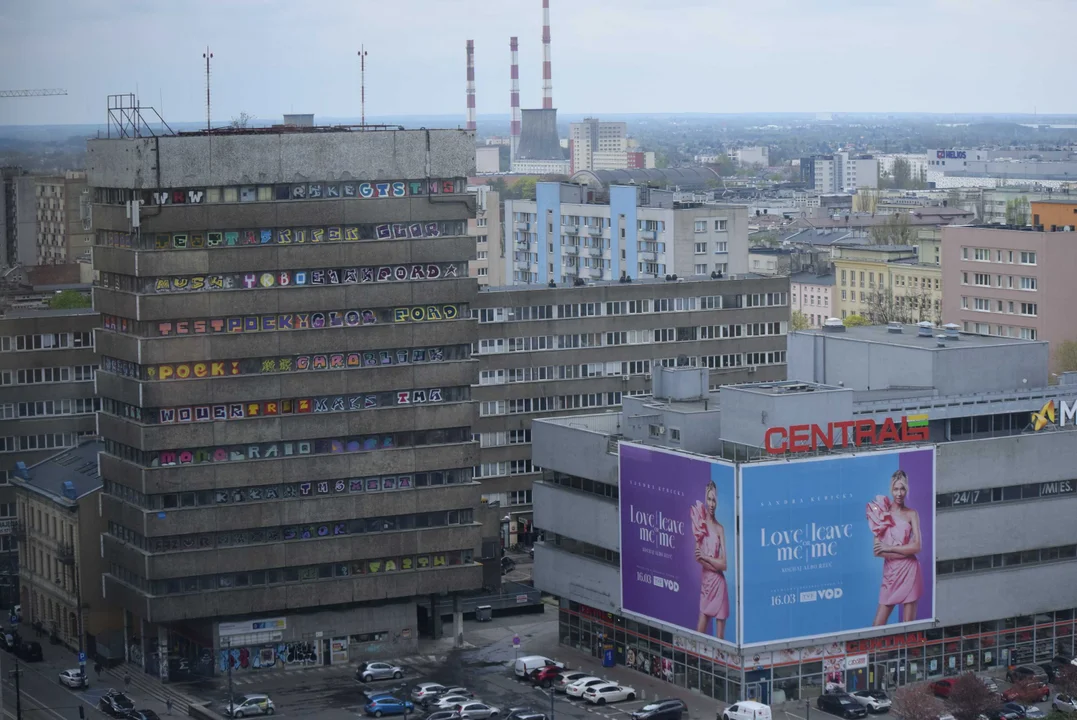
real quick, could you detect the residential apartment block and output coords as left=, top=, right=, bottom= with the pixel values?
left=789, top=271, right=835, bottom=327
left=833, top=244, right=942, bottom=324
left=504, top=183, right=749, bottom=285
left=943, top=220, right=1077, bottom=357
left=569, top=118, right=628, bottom=174
left=801, top=153, right=879, bottom=193
left=472, top=275, right=791, bottom=543
left=36, top=172, right=92, bottom=265
left=90, top=125, right=481, bottom=680
left=469, top=187, right=504, bottom=288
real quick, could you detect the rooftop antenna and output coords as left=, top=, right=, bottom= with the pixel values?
left=202, top=46, right=213, bottom=132
left=358, top=46, right=369, bottom=126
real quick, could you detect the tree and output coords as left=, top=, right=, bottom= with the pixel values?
left=516, top=176, right=537, bottom=200
left=1052, top=341, right=1077, bottom=375
left=48, top=290, right=91, bottom=310
left=892, top=684, right=945, bottom=720
left=1005, top=196, right=1030, bottom=226
left=844, top=314, right=870, bottom=327
left=892, top=156, right=913, bottom=189
left=946, top=672, right=1001, bottom=720
left=230, top=111, right=253, bottom=129
left=1055, top=665, right=1077, bottom=699
left=871, top=212, right=915, bottom=245
left=790, top=311, right=810, bottom=330
left=854, top=188, right=880, bottom=214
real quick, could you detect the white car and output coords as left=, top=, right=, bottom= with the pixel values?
left=435, top=695, right=475, bottom=710
left=58, top=669, right=88, bottom=688
left=1054, top=695, right=1077, bottom=714
left=412, top=683, right=447, bottom=702
left=584, top=684, right=636, bottom=705
left=566, top=677, right=607, bottom=698
left=456, top=702, right=500, bottom=720
left=851, top=690, right=891, bottom=713
left=223, top=693, right=275, bottom=717
left=554, top=672, right=590, bottom=693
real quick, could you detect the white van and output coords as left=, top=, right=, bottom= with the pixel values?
left=721, top=701, right=772, bottom=720
left=513, top=655, right=564, bottom=680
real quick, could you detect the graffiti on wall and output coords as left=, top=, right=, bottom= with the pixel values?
left=146, top=262, right=462, bottom=293
left=152, top=304, right=462, bottom=337
left=101, top=346, right=456, bottom=383
left=218, top=642, right=320, bottom=672
left=148, top=178, right=464, bottom=208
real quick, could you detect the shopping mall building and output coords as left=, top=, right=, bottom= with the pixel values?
left=531, top=321, right=1077, bottom=705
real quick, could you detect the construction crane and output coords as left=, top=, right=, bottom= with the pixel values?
left=0, top=89, right=67, bottom=98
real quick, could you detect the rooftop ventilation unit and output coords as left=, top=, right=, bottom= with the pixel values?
left=821, top=317, right=846, bottom=333
left=887, top=321, right=903, bottom=334
left=943, top=323, right=960, bottom=340
left=917, top=321, right=934, bottom=337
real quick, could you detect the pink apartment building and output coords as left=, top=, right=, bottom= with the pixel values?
left=942, top=224, right=1077, bottom=363
left=790, top=271, right=835, bottom=327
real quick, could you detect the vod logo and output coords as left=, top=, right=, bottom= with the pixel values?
left=800, top=588, right=843, bottom=603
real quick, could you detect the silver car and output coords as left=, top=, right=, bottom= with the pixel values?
left=223, top=693, right=276, bottom=717
left=357, top=661, right=405, bottom=682
left=58, top=668, right=89, bottom=689
left=1054, top=694, right=1077, bottom=714
left=456, top=702, right=500, bottom=720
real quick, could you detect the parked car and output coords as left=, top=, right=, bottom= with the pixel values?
left=851, top=690, right=892, bottom=713
left=977, top=676, right=1000, bottom=693
left=817, top=693, right=868, bottom=719
left=424, top=712, right=461, bottom=720
left=721, top=701, right=773, bottom=720
left=1042, top=657, right=1076, bottom=682
left=1007, top=665, right=1048, bottom=684
left=566, top=677, right=608, bottom=698
left=529, top=665, right=564, bottom=688
left=435, top=696, right=475, bottom=710
left=930, top=680, right=955, bottom=698
left=222, top=694, right=276, bottom=717
left=1003, top=681, right=1050, bottom=703
left=365, top=697, right=414, bottom=718
left=99, top=690, right=136, bottom=717
left=633, top=699, right=688, bottom=720
left=58, top=668, right=89, bottom=689
left=583, top=684, right=637, bottom=705
left=455, top=702, right=500, bottom=720
left=1022, top=706, right=1047, bottom=719
left=127, top=711, right=162, bottom=720
left=986, top=706, right=1023, bottom=720
left=411, top=684, right=447, bottom=703
left=0, top=631, right=15, bottom=651
left=505, top=708, right=546, bottom=720
left=424, top=688, right=474, bottom=707
left=357, top=661, right=404, bottom=682
left=513, top=656, right=564, bottom=680
left=16, top=641, right=42, bottom=662
left=1053, top=694, right=1077, bottom=713
left=554, top=672, right=590, bottom=693
left=501, top=557, right=516, bottom=575
left=1000, top=704, right=1027, bottom=720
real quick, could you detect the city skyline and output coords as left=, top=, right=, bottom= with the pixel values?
left=2, top=0, right=1076, bottom=127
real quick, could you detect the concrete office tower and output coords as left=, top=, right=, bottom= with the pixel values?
left=89, top=125, right=482, bottom=675
left=509, top=37, right=521, bottom=164
left=541, top=0, right=553, bottom=110
left=466, top=40, right=476, bottom=132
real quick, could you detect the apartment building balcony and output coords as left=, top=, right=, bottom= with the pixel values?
left=515, top=222, right=532, bottom=231
left=586, top=226, right=603, bottom=236
left=56, top=543, right=76, bottom=566
left=564, top=226, right=579, bottom=235
left=640, top=230, right=657, bottom=241
left=562, top=244, right=579, bottom=255
left=581, top=245, right=602, bottom=256
left=638, top=250, right=657, bottom=262
left=578, top=267, right=602, bottom=280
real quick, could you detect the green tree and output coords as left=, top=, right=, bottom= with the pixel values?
left=1005, top=196, right=1030, bottom=225
left=517, top=176, right=538, bottom=200
left=871, top=212, right=915, bottom=245
left=892, top=156, right=912, bottom=189
left=48, top=290, right=91, bottom=310
left=1054, top=340, right=1077, bottom=374
left=843, top=314, right=870, bottom=327
left=790, top=311, right=810, bottom=330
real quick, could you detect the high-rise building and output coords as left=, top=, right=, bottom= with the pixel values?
left=570, top=118, right=628, bottom=174
left=89, top=125, right=482, bottom=678
left=1, top=167, right=37, bottom=268
left=469, top=187, right=504, bottom=288
left=35, top=172, right=92, bottom=265
left=801, top=153, right=878, bottom=193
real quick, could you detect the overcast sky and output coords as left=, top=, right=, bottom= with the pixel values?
left=1, top=0, right=1073, bottom=127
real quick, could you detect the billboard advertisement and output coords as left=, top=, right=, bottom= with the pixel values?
left=740, top=447, right=935, bottom=645
left=619, top=443, right=738, bottom=645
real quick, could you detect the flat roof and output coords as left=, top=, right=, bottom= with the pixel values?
left=480, top=273, right=774, bottom=293
left=1029, top=198, right=1077, bottom=205
left=794, top=324, right=1038, bottom=349
left=1, top=307, right=97, bottom=319
left=14, top=440, right=103, bottom=505
left=729, top=380, right=844, bottom=396
left=789, top=271, right=835, bottom=285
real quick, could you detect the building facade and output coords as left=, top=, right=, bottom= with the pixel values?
left=943, top=223, right=1077, bottom=355
left=789, top=272, right=835, bottom=327
left=472, top=275, right=791, bottom=545
left=504, top=183, right=749, bottom=285
left=531, top=322, right=1077, bottom=705
left=35, top=172, right=91, bottom=265
left=1031, top=199, right=1077, bottom=230
left=833, top=244, right=942, bottom=324
left=89, top=126, right=482, bottom=680
left=1, top=167, right=37, bottom=269
left=0, top=307, right=99, bottom=475
left=728, top=147, right=769, bottom=168
left=570, top=119, right=629, bottom=175
left=469, top=187, right=504, bottom=288
left=802, top=153, right=879, bottom=193
left=14, top=440, right=116, bottom=652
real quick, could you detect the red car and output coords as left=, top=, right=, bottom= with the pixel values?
left=1002, top=682, right=1050, bottom=703
left=930, top=680, right=954, bottom=698
left=530, top=665, right=564, bottom=688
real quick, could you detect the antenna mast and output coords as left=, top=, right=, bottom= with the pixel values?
left=202, top=47, right=213, bottom=131
left=358, top=46, right=369, bottom=126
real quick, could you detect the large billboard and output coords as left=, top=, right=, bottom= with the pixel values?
left=739, top=447, right=935, bottom=645
left=619, top=443, right=738, bottom=645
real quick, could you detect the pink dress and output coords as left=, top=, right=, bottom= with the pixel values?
left=690, top=502, right=729, bottom=620
left=867, top=496, right=923, bottom=606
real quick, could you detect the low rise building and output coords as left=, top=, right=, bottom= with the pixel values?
left=472, top=275, right=791, bottom=544
left=833, top=244, right=942, bottom=324
left=789, top=272, right=835, bottom=327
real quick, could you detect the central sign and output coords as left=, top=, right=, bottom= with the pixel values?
left=764, top=415, right=928, bottom=454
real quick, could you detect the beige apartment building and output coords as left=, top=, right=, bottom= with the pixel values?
left=469, top=187, right=504, bottom=287
left=36, top=172, right=92, bottom=265
left=833, top=243, right=942, bottom=324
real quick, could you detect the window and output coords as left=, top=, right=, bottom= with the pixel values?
left=694, top=242, right=707, bottom=254
left=648, top=424, right=664, bottom=438
left=1020, top=251, right=1037, bottom=265
left=973, top=248, right=990, bottom=261
left=1020, top=277, right=1037, bottom=291
left=974, top=298, right=990, bottom=311
left=72, top=332, right=93, bottom=348
left=479, top=401, right=506, bottom=417
left=714, top=219, right=727, bottom=231
left=476, top=268, right=487, bottom=277
left=694, top=263, right=708, bottom=275
left=1020, top=302, right=1038, bottom=317
left=669, top=428, right=681, bottom=443
left=714, top=241, right=728, bottom=253
left=693, top=220, right=706, bottom=233
left=974, top=273, right=990, bottom=286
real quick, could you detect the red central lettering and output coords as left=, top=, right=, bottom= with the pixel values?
left=834, top=420, right=855, bottom=446
left=788, top=424, right=811, bottom=453
left=764, top=427, right=788, bottom=454
left=854, top=420, right=877, bottom=446
left=811, top=424, right=835, bottom=451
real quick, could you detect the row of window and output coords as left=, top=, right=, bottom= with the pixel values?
left=475, top=430, right=532, bottom=448
left=0, top=431, right=92, bottom=454
left=693, top=219, right=730, bottom=233
left=478, top=323, right=784, bottom=354
left=104, top=468, right=471, bottom=510
left=108, top=507, right=476, bottom=554
left=963, top=272, right=1037, bottom=291
left=0, top=332, right=93, bottom=352
left=937, top=478, right=1076, bottom=508
left=544, top=472, right=619, bottom=501
left=961, top=297, right=1038, bottom=317
left=97, top=179, right=467, bottom=207
left=475, top=294, right=785, bottom=325
left=473, top=460, right=537, bottom=479
left=545, top=532, right=619, bottom=565
left=479, top=392, right=624, bottom=417
left=963, top=247, right=1037, bottom=265
left=700, top=351, right=786, bottom=369
left=479, top=360, right=654, bottom=386
left=0, top=398, right=100, bottom=420
left=693, top=241, right=730, bottom=254
left=109, top=549, right=475, bottom=596
left=938, top=543, right=1076, bottom=575
left=0, top=366, right=96, bottom=386
left=962, top=322, right=1038, bottom=340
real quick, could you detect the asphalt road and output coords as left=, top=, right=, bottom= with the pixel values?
left=0, top=651, right=112, bottom=720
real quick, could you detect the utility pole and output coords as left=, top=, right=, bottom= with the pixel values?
left=225, top=637, right=234, bottom=714
left=76, top=564, right=86, bottom=686
left=549, top=678, right=555, bottom=720
left=357, top=46, right=368, bottom=126
left=13, top=653, right=22, bottom=720
left=202, top=47, right=213, bottom=132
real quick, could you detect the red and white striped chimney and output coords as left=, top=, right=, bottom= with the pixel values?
left=510, top=36, right=521, bottom=162
left=541, top=0, right=553, bottom=109
left=466, top=40, right=476, bottom=132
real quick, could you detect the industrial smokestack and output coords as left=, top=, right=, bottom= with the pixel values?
left=466, top=40, right=476, bottom=132
left=541, top=0, right=553, bottom=110
left=510, top=36, right=521, bottom=162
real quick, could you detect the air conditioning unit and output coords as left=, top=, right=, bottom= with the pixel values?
left=748, top=365, right=758, bottom=373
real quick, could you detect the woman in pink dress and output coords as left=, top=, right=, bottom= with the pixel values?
left=691, top=480, right=729, bottom=639
left=867, top=470, right=923, bottom=626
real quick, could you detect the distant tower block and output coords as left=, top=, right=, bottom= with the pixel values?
left=510, top=36, right=521, bottom=162
left=466, top=40, right=476, bottom=132
left=541, top=0, right=553, bottom=110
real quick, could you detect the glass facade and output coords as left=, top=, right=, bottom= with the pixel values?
left=561, top=600, right=1076, bottom=705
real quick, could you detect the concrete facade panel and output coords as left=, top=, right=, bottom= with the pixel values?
left=531, top=420, right=619, bottom=485
left=533, top=482, right=617, bottom=551
left=533, top=545, right=620, bottom=614
left=936, top=560, right=1077, bottom=626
